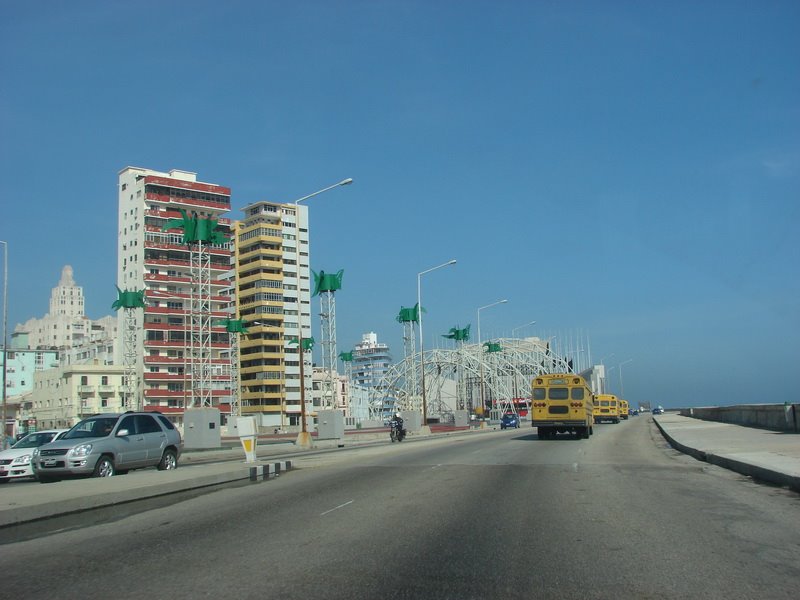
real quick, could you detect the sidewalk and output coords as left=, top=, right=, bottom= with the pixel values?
left=654, top=413, right=800, bottom=493
left=0, top=427, right=482, bottom=538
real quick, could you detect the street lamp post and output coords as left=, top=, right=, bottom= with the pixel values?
left=1, top=241, right=8, bottom=448
left=510, top=320, right=535, bottom=403
left=511, top=320, right=536, bottom=338
left=598, top=353, right=615, bottom=394
left=292, top=179, right=352, bottom=447
left=417, top=259, right=456, bottom=427
left=477, top=299, right=508, bottom=417
left=618, top=358, right=633, bottom=397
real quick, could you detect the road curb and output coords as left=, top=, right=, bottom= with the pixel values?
left=653, top=417, right=800, bottom=493
left=0, top=460, right=294, bottom=539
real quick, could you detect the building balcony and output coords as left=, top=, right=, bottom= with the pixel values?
left=144, top=190, right=231, bottom=212
left=144, top=208, right=231, bottom=226
left=144, top=387, right=231, bottom=397
left=241, top=405, right=283, bottom=414
left=144, top=273, right=192, bottom=285
left=238, top=272, right=284, bottom=287
left=98, top=385, right=116, bottom=395
left=78, top=385, right=95, bottom=395
left=144, top=304, right=230, bottom=319
left=241, top=389, right=283, bottom=399
left=143, top=372, right=186, bottom=381
left=143, top=239, right=232, bottom=258
left=143, top=323, right=187, bottom=331
left=144, top=355, right=229, bottom=366
left=144, top=257, right=229, bottom=272
left=142, top=405, right=185, bottom=414
left=143, top=389, right=187, bottom=398
left=144, top=273, right=231, bottom=288
left=240, top=365, right=283, bottom=376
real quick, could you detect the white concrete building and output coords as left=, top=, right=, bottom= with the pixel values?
left=117, top=167, right=233, bottom=425
left=15, top=266, right=117, bottom=363
left=26, top=362, right=126, bottom=430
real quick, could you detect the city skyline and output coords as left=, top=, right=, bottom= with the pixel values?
left=2, top=2, right=798, bottom=409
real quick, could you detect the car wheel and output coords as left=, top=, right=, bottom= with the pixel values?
left=157, top=449, right=178, bottom=471
left=0, top=478, right=9, bottom=484
left=93, top=456, right=115, bottom=477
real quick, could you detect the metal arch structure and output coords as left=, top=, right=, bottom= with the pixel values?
left=373, top=338, right=572, bottom=421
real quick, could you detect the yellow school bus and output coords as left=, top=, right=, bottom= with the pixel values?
left=531, top=374, right=594, bottom=440
left=593, top=394, right=621, bottom=424
left=619, top=399, right=629, bottom=420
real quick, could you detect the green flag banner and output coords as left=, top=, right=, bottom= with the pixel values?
left=443, top=325, right=470, bottom=341
left=396, top=303, right=423, bottom=323
left=214, top=319, right=249, bottom=334
left=112, top=286, right=146, bottom=310
left=162, top=209, right=227, bottom=245
left=312, top=270, right=344, bottom=296
left=289, top=337, right=315, bottom=350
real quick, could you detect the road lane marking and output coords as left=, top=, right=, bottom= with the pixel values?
left=320, top=500, right=354, bottom=516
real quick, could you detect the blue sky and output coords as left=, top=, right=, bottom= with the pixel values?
left=1, top=1, right=798, bottom=408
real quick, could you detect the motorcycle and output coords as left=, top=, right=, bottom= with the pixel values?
left=389, top=419, right=406, bottom=442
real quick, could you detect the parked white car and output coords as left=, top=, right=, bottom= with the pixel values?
left=0, top=430, right=69, bottom=483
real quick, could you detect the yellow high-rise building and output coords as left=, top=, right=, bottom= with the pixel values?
left=233, top=200, right=312, bottom=429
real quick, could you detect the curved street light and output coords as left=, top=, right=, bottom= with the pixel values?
left=417, top=259, right=457, bottom=426
left=618, top=358, right=634, bottom=398
left=477, top=299, right=508, bottom=416
left=511, top=320, right=536, bottom=338
left=290, top=178, right=353, bottom=447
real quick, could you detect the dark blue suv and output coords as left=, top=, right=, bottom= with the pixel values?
left=500, top=413, right=520, bottom=429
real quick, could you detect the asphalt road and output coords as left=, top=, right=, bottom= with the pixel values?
left=3, top=418, right=798, bottom=599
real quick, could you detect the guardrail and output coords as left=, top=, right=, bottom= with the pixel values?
left=680, top=404, right=799, bottom=433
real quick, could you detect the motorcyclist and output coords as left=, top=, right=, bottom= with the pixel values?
left=390, top=412, right=405, bottom=441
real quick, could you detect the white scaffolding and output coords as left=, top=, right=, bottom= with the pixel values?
left=228, top=329, right=241, bottom=417
left=319, top=290, right=337, bottom=408
left=188, top=241, right=213, bottom=408
left=122, top=308, right=139, bottom=410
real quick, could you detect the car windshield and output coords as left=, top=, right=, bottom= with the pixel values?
left=12, top=432, right=59, bottom=449
left=62, top=417, right=119, bottom=439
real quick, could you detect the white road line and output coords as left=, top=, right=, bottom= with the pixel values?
left=320, top=500, right=354, bottom=516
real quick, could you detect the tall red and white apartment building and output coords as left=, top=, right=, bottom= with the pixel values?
left=117, top=167, right=233, bottom=426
